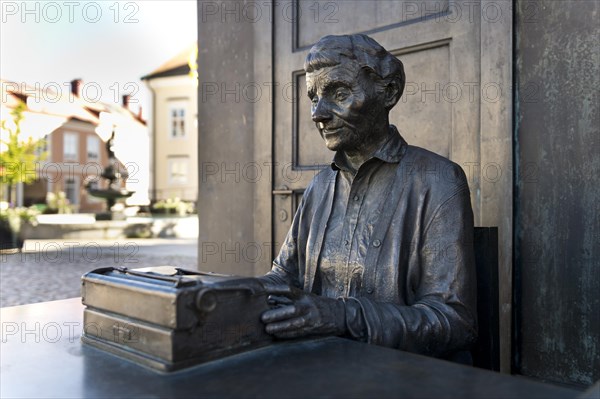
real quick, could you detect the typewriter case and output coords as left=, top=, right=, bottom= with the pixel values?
left=81, top=266, right=273, bottom=372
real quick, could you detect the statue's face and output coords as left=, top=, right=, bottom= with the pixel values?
left=307, top=64, right=385, bottom=153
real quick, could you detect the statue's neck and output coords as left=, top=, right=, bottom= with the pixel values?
left=342, top=123, right=390, bottom=174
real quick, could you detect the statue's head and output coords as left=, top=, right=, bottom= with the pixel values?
left=305, top=34, right=405, bottom=153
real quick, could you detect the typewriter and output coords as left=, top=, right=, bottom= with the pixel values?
left=81, top=266, right=273, bottom=372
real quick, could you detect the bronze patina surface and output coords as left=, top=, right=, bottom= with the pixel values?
left=81, top=266, right=273, bottom=371
left=260, top=34, right=477, bottom=361
left=2, top=299, right=578, bottom=398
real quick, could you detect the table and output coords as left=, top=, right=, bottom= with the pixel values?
left=1, top=298, right=579, bottom=398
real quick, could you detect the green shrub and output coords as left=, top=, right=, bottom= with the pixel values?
left=151, top=197, right=195, bottom=216
left=45, top=191, right=73, bottom=214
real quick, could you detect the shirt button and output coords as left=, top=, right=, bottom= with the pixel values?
left=344, top=239, right=349, bottom=246
left=373, top=239, right=381, bottom=248
left=353, top=195, right=360, bottom=201
left=367, top=288, right=373, bottom=294
left=338, top=285, right=344, bottom=292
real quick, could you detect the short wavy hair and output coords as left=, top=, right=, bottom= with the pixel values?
left=304, top=34, right=406, bottom=107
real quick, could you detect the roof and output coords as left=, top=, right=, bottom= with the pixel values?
left=1, top=79, right=97, bottom=124
left=141, top=42, right=197, bottom=80
left=0, top=79, right=146, bottom=127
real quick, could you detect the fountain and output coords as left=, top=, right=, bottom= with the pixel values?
left=86, top=129, right=134, bottom=220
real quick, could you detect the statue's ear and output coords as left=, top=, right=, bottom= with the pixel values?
left=384, top=81, right=401, bottom=110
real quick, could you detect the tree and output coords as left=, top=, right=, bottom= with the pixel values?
left=0, top=102, right=47, bottom=205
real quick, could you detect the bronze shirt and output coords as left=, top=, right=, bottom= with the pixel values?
left=263, top=125, right=477, bottom=358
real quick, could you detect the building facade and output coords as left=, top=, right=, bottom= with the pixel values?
left=142, top=43, right=198, bottom=203
left=1, top=79, right=149, bottom=212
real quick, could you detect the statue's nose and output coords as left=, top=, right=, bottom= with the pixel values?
left=312, top=100, right=332, bottom=123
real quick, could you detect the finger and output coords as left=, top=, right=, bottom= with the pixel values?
left=261, top=283, right=294, bottom=296
left=264, top=316, right=307, bottom=335
left=272, top=329, right=308, bottom=339
left=261, top=305, right=299, bottom=323
left=267, top=295, right=294, bottom=306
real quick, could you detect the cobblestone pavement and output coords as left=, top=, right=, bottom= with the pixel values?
left=0, top=239, right=198, bottom=307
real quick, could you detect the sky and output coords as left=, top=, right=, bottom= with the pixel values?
left=0, top=0, right=198, bottom=119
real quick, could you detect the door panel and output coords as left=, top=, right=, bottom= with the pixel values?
left=290, top=42, right=454, bottom=169
left=294, top=0, right=449, bottom=51
left=391, top=43, right=451, bottom=158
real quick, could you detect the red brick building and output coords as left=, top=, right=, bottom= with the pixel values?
left=1, top=79, right=147, bottom=212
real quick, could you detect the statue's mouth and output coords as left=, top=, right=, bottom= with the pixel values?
left=322, top=127, right=343, bottom=135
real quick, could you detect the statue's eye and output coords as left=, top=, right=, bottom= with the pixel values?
left=311, top=96, right=319, bottom=105
left=335, top=89, right=349, bottom=101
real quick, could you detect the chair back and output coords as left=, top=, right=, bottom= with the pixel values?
left=472, top=227, right=500, bottom=371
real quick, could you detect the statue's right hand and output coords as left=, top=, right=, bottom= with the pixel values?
left=260, top=286, right=345, bottom=339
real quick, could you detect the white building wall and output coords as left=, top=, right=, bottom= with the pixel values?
left=146, top=75, right=198, bottom=201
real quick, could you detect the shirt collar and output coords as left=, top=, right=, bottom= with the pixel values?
left=331, top=125, right=407, bottom=171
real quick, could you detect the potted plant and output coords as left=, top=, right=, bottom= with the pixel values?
left=0, top=206, right=40, bottom=251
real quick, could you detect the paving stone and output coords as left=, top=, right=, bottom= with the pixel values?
left=0, top=239, right=198, bottom=307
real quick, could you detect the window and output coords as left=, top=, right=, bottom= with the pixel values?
left=87, top=135, right=100, bottom=161
left=65, top=177, right=78, bottom=205
left=168, top=101, right=188, bottom=138
left=64, top=133, right=78, bottom=161
left=168, top=156, right=189, bottom=185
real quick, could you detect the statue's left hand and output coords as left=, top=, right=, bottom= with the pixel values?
left=260, top=285, right=346, bottom=339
